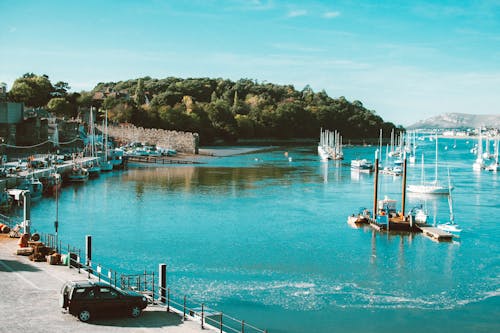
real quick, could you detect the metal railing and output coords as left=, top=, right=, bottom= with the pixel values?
left=156, top=286, right=267, bottom=333
left=40, top=232, right=268, bottom=333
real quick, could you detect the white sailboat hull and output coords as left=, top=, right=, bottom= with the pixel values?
left=407, top=184, right=452, bottom=194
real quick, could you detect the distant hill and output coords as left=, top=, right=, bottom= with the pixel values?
left=407, top=113, right=500, bottom=129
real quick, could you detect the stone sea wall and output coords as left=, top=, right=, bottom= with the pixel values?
left=99, top=124, right=198, bottom=154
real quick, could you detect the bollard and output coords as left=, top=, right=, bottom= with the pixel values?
left=183, top=296, right=186, bottom=320
left=77, top=250, right=81, bottom=273
left=86, top=235, right=92, bottom=275
left=242, top=320, right=245, bottom=333
left=220, top=312, right=223, bottom=333
left=67, top=244, right=70, bottom=269
left=159, top=264, right=166, bottom=304
left=201, top=303, right=204, bottom=329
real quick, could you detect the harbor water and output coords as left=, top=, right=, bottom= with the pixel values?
left=28, top=138, right=499, bottom=332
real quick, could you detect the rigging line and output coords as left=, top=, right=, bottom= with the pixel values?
left=0, top=137, right=83, bottom=148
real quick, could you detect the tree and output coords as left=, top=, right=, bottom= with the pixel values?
left=135, top=78, right=146, bottom=105
left=206, top=100, right=237, bottom=141
left=53, top=81, right=71, bottom=97
left=47, top=97, right=72, bottom=118
left=9, top=73, right=54, bottom=107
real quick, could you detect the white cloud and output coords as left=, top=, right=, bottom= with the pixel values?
left=287, top=9, right=307, bottom=18
left=323, top=11, right=340, bottom=19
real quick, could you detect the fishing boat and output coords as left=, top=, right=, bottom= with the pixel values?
left=438, top=171, right=461, bottom=234
left=0, top=190, right=13, bottom=212
left=347, top=207, right=371, bottom=225
left=40, top=168, right=62, bottom=195
left=19, top=176, right=43, bottom=201
left=409, top=204, right=428, bottom=223
left=68, top=165, right=89, bottom=182
left=408, top=135, right=452, bottom=194
left=351, top=159, right=374, bottom=173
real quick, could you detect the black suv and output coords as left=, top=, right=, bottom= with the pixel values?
left=60, top=280, right=148, bottom=322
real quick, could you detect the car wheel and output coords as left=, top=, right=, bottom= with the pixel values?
left=130, top=305, right=142, bottom=318
left=78, top=309, right=91, bottom=322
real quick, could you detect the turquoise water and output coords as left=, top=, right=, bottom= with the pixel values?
left=29, top=138, right=499, bottom=332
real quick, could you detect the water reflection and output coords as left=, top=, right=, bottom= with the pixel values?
left=121, top=166, right=302, bottom=195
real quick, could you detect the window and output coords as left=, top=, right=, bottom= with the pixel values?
left=100, top=287, right=119, bottom=299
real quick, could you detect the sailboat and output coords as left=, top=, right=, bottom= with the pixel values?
left=407, top=134, right=452, bottom=194
left=485, top=138, right=500, bottom=172
left=473, top=130, right=485, bottom=170
left=86, top=107, right=101, bottom=177
left=100, top=108, right=113, bottom=172
left=318, top=128, right=343, bottom=160
left=437, top=170, right=461, bottom=233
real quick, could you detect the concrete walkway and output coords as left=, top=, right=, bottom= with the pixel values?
left=0, top=234, right=216, bottom=333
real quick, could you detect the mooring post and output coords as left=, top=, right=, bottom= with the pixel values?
left=201, top=303, right=205, bottom=329
left=67, top=244, right=70, bottom=269
left=77, top=249, right=81, bottom=273
left=401, top=151, right=407, bottom=220
left=22, top=191, right=31, bottom=235
left=159, top=263, right=167, bottom=304
left=373, top=149, right=379, bottom=223
left=183, top=295, right=186, bottom=320
left=220, top=312, right=223, bottom=333
left=167, top=288, right=170, bottom=312
left=242, top=319, right=245, bottom=333
left=85, top=235, right=92, bottom=276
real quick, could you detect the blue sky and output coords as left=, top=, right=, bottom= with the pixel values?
left=1, top=0, right=499, bottom=126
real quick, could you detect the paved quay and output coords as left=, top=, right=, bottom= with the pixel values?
left=0, top=234, right=216, bottom=333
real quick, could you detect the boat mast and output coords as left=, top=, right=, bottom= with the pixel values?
left=105, top=108, right=108, bottom=162
left=420, top=154, right=425, bottom=185
left=447, top=169, right=454, bottom=224
left=434, top=132, right=438, bottom=184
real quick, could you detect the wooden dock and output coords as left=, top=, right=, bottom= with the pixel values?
left=417, top=226, right=454, bottom=241
left=125, top=155, right=202, bottom=165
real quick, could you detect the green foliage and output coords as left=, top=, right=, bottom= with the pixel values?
left=53, top=81, right=70, bottom=97
left=47, top=97, right=72, bottom=118
left=135, top=78, right=146, bottom=105
left=3, top=73, right=398, bottom=144
left=9, top=73, right=54, bottom=107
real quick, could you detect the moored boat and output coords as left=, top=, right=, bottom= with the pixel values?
left=407, top=135, right=452, bottom=195
left=351, top=159, right=374, bottom=173
left=19, top=176, right=44, bottom=201
left=68, top=166, right=89, bottom=182
left=347, top=207, right=371, bottom=225
left=40, top=169, right=62, bottom=195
